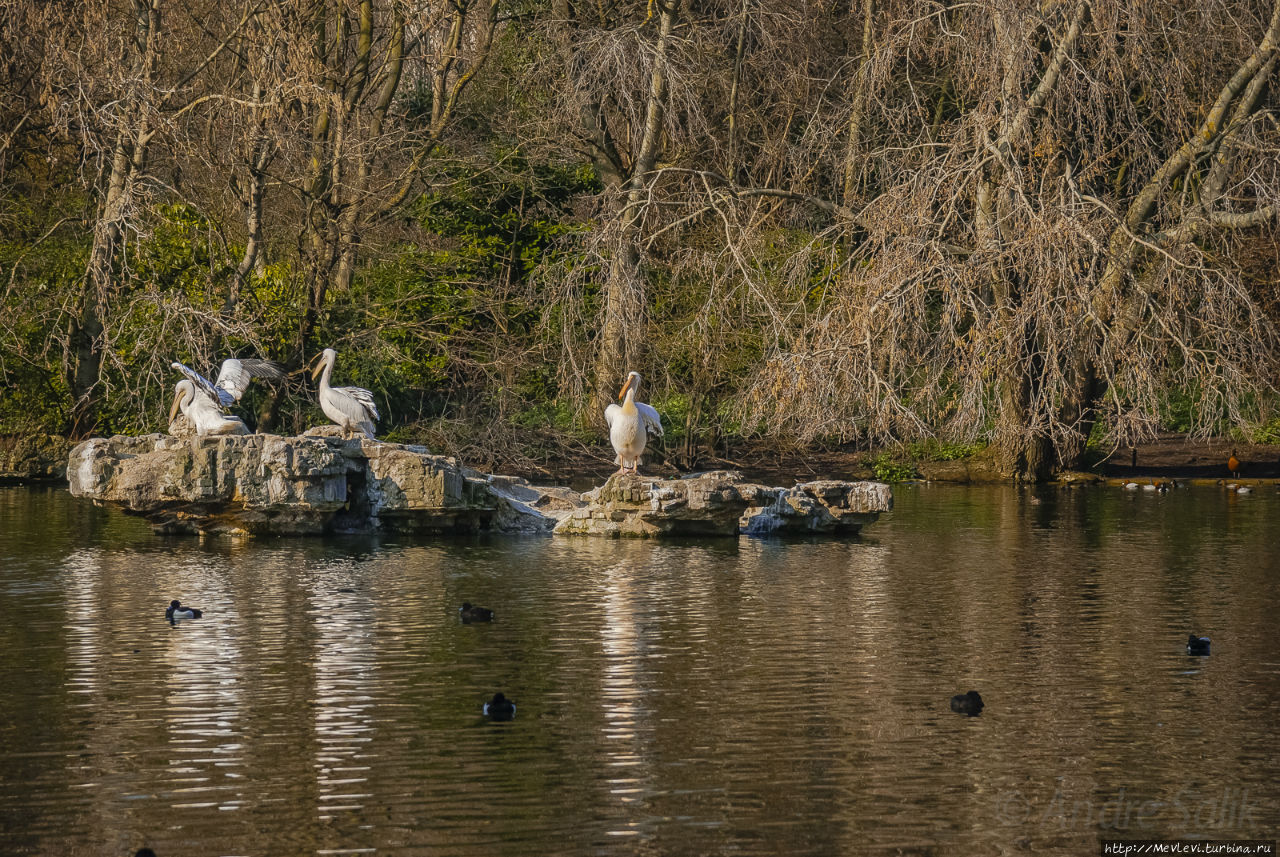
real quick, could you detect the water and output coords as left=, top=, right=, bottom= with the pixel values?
left=1, top=483, right=1277, bottom=856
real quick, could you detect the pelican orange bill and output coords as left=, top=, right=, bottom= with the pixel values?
left=168, top=385, right=187, bottom=423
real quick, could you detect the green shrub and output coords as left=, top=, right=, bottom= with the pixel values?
left=871, top=453, right=919, bottom=482
left=1251, top=417, right=1280, bottom=445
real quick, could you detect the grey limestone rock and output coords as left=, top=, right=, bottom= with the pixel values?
left=554, top=471, right=891, bottom=538
left=67, top=435, right=889, bottom=538
left=1, top=434, right=73, bottom=482
left=739, top=479, right=893, bottom=536
left=68, top=433, right=349, bottom=534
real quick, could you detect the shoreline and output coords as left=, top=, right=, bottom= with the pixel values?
left=4, top=430, right=1279, bottom=487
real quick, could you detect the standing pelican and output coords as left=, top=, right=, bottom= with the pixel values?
left=312, top=347, right=379, bottom=439
left=168, top=357, right=284, bottom=436
left=604, top=371, right=664, bottom=474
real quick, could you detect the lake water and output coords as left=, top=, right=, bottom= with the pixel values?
left=1, top=483, right=1277, bottom=856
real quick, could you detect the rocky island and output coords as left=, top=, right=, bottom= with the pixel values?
left=67, top=432, right=891, bottom=538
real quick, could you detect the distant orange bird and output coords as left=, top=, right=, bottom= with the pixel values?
left=1227, top=450, right=1240, bottom=478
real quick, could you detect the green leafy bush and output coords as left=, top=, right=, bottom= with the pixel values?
left=871, top=453, right=919, bottom=482
left=1251, top=417, right=1280, bottom=445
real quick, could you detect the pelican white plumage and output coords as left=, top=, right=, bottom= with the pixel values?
left=311, top=347, right=379, bottom=439
left=604, top=371, right=664, bottom=474
left=171, top=358, right=286, bottom=408
left=170, top=380, right=250, bottom=435
left=168, top=357, right=284, bottom=436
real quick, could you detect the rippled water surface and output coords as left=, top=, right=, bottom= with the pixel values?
left=1, top=483, right=1278, bottom=856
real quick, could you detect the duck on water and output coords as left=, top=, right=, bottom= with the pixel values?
left=166, top=600, right=203, bottom=621
left=950, top=690, right=984, bottom=716
left=459, top=603, right=494, bottom=623
left=1186, top=634, right=1211, bottom=655
left=483, top=692, right=516, bottom=721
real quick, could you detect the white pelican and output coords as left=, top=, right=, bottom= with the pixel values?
left=168, top=358, right=284, bottom=436
left=604, top=371, right=664, bottom=474
left=171, top=358, right=285, bottom=408
left=311, top=347, right=379, bottom=439
left=169, top=379, right=250, bottom=435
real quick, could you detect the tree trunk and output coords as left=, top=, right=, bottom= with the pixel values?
left=977, top=1, right=1087, bottom=480
left=840, top=0, right=874, bottom=206
left=67, top=0, right=161, bottom=438
left=335, top=8, right=407, bottom=293
left=227, top=104, right=271, bottom=318
left=592, top=0, right=680, bottom=407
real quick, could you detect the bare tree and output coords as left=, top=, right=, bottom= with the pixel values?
left=14, top=0, right=266, bottom=437
left=67, top=0, right=166, bottom=437
left=530, top=0, right=697, bottom=412
left=721, top=0, right=1280, bottom=479
left=147, top=0, right=505, bottom=430
left=278, top=0, right=501, bottom=365
left=6, top=0, right=1280, bottom=474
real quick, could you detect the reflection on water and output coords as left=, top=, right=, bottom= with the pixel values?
left=310, top=569, right=378, bottom=821
left=1, top=484, right=1278, bottom=856
left=599, top=559, right=648, bottom=833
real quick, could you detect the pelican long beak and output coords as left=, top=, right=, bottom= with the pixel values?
left=618, top=376, right=634, bottom=401
left=169, top=389, right=183, bottom=424
left=310, top=354, right=324, bottom=381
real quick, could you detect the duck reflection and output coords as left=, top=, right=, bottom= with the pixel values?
left=159, top=558, right=245, bottom=814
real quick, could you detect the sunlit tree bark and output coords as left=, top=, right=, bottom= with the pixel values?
left=290, top=0, right=499, bottom=364
left=67, top=0, right=163, bottom=437
left=593, top=0, right=682, bottom=408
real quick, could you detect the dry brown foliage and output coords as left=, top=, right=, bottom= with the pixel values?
left=525, top=0, right=1280, bottom=477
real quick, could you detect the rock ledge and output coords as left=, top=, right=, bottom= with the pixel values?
left=68, top=434, right=891, bottom=538
left=557, top=472, right=890, bottom=537
left=2, top=434, right=73, bottom=482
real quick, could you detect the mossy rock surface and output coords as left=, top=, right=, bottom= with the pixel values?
left=916, top=446, right=1005, bottom=483
left=0, top=435, right=73, bottom=482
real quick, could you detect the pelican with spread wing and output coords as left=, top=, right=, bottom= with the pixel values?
left=311, top=347, right=379, bottom=439
left=604, top=371, right=664, bottom=474
left=169, top=357, right=284, bottom=436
